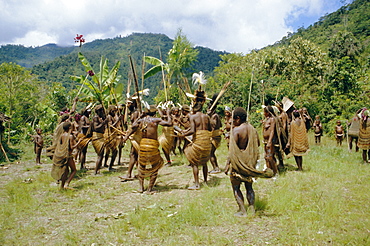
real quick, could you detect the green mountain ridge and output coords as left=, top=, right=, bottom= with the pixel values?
left=1, top=33, right=228, bottom=94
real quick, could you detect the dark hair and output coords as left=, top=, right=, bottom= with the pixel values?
left=192, top=101, right=203, bottom=112
left=264, top=106, right=276, bottom=117
left=233, top=107, right=247, bottom=122
left=63, top=121, right=71, bottom=131
left=208, top=93, right=219, bottom=109
left=293, top=110, right=300, bottom=118
left=60, top=113, right=70, bottom=122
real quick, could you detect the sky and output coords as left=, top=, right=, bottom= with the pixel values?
left=0, top=0, right=347, bottom=54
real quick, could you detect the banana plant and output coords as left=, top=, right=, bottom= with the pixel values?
left=143, top=29, right=198, bottom=103
left=70, top=52, right=122, bottom=108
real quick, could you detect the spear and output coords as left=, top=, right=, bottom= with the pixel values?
left=123, top=76, right=131, bottom=130
left=247, top=69, right=254, bottom=121
left=141, top=53, right=145, bottom=92
left=159, top=47, right=168, bottom=102
left=128, top=55, right=142, bottom=113
left=208, top=80, right=232, bottom=113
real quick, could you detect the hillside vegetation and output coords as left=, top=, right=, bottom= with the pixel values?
left=213, top=0, right=369, bottom=129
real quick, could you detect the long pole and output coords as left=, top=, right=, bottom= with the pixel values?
left=158, top=47, right=168, bottom=101
left=141, top=53, right=145, bottom=92
left=208, top=80, right=232, bottom=113
left=246, top=69, right=254, bottom=121
left=129, top=55, right=142, bottom=113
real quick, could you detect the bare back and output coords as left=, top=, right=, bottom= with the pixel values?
left=191, top=112, right=211, bottom=131
left=233, top=123, right=260, bottom=150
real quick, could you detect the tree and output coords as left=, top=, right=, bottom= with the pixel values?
left=328, top=31, right=362, bottom=62
left=144, top=29, right=199, bottom=103
left=0, top=62, right=43, bottom=143
left=70, top=52, right=122, bottom=109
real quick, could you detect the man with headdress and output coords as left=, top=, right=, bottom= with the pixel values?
left=287, top=110, right=310, bottom=171
left=180, top=88, right=212, bottom=190
left=281, top=97, right=295, bottom=124
left=92, top=105, right=109, bottom=175
left=358, top=109, right=370, bottom=164
left=119, top=98, right=140, bottom=181
left=122, top=105, right=172, bottom=193
left=225, top=107, right=273, bottom=216
left=207, top=93, right=222, bottom=174
left=263, top=106, right=278, bottom=175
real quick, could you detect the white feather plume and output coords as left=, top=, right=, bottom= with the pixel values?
left=142, top=101, right=150, bottom=110
left=192, top=71, right=207, bottom=85
left=186, top=92, right=196, bottom=98
left=139, top=88, right=150, bottom=96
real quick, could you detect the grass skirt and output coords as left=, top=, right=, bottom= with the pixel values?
left=184, top=130, right=212, bottom=166
left=138, top=138, right=164, bottom=178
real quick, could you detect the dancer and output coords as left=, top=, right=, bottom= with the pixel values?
left=225, top=107, right=273, bottom=216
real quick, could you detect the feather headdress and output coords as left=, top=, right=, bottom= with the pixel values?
left=138, top=88, right=150, bottom=96
left=192, top=71, right=207, bottom=86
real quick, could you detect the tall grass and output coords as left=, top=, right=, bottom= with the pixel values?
left=0, top=133, right=369, bottom=245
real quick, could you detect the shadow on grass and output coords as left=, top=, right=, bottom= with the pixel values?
left=284, top=163, right=298, bottom=171
left=154, top=183, right=184, bottom=192
left=73, top=182, right=95, bottom=190
left=207, top=175, right=223, bottom=187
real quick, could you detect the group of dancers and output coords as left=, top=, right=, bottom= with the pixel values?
left=29, top=82, right=370, bottom=216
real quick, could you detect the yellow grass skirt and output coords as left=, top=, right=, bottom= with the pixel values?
left=211, top=129, right=223, bottom=149
left=184, top=130, right=212, bottom=166
left=289, top=120, right=309, bottom=157
left=159, top=126, right=174, bottom=154
left=358, top=120, right=370, bottom=150
left=138, top=138, right=164, bottom=178
left=92, top=132, right=105, bottom=155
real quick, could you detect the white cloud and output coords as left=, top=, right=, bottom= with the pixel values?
left=13, top=31, right=58, bottom=47
left=0, top=0, right=344, bottom=53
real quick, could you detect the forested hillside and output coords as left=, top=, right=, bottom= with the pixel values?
left=1, top=33, right=227, bottom=91
left=213, top=0, right=369, bottom=128
left=274, top=0, right=369, bottom=52
left=0, top=44, right=74, bottom=68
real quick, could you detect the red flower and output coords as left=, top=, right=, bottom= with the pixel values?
left=74, top=34, right=85, bottom=46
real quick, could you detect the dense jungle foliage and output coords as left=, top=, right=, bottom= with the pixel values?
left=213, top=0, right=369, bottom=127
left=0, top=0, right=369, bottom=152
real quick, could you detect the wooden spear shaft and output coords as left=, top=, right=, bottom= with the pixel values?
left=128, top=55, right=142, bottom=113
left=208, top=80, right=232, bottom=113
left=247, top=70, right=254, bottom=121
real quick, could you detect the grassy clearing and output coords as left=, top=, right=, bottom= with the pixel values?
left=0, top=133, right=369, bottom=245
